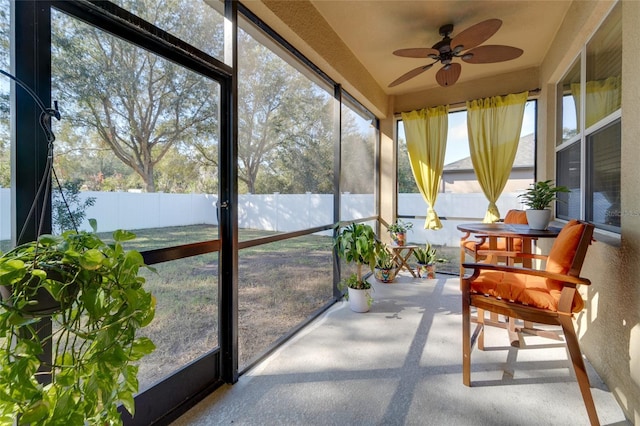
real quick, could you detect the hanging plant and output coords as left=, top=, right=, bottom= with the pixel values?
left=0, top=219, right=156, bottom=424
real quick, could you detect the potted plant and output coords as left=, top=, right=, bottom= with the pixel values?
left=518, top=180, right=570, bottom=230
left=413, top=242, right=446, bottom=279
left=373, top=246, right=397, bottom=283
left=334, top=223, right=378, bottom=312
left=0, top=219, right=156, bottom=424
left=387, top=220, right=413, bottom=246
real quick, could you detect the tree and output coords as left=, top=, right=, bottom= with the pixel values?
left=340, top=109, right=376, bottom=194
left=52, top=180, right=96, bottom=234
left=200, top=29, right=334, bottom=194
left=51, top=1, right=222, bottom=192
left=397, top=136, right=419, bottom=193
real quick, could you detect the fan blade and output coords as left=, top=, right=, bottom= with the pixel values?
left=393, top=48, right=440, bottom=58
left=389, top=64, right=435, bottom=87
left=435, top=63, right=461, bottom=87
left=462, top=45, right=523, bottom=63
left=450, top=19, right=502, bottom=51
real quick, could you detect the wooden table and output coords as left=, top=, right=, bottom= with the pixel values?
left=457, top=222, right=562, bottom=346
left=386, top=244, right=418, bottom=277
left=458, top=222, right=562, bottom=267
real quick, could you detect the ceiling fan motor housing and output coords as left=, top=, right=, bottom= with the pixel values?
left=438, top=23, right=454, bottom=37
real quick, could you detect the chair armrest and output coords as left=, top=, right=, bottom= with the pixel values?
left=461, top=262, right=591, bottom=286
left=463, top=234, right=488, bottom=245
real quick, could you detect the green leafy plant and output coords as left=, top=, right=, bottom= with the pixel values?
left=338, top=272, right=372, bottom=291
left=0, top=219, right=156, bottom=425
left=413, top=243, right=446, bottom=265
left=387, top=220, right=413, bottom=234
left=373, top=246, right=397, bottom=283
left=333, top=222, right=378, bottom=289
left=374, top=246, right=396, bottom=270
left=388, top=220, right=413, bottom=246
left=518, top=180, right=570, bottom=210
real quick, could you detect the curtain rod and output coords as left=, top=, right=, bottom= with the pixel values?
left=394, top=87, right=541, bottom=117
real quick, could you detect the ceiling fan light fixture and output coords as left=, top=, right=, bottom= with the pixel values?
left=462, top=53, right=474, bottom=60
left=427, top=53, right=439, bottom=60
left=443, top=63, right=451, bottom=70
left=453, top=45, right=464, bottom=54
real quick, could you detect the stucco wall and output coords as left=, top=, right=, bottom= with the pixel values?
left=538, top=1, right=639, bottom=423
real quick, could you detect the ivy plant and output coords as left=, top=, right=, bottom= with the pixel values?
left=0, top=219, right=156, bottom=425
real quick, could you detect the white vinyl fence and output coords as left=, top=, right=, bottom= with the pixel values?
left=0, top=189, right=526, bottom=247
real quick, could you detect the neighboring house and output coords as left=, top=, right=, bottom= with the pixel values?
left=441, top=133, right=534, bottom=193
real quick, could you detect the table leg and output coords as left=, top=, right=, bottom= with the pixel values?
left=400, top=248, right=416, bottom=277
left=522, top=237, right=533, bottom=268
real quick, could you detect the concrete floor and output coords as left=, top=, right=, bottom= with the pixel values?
left=173, top=274, right=630, bottom=426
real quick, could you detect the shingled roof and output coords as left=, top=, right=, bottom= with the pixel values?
left=443, top=133, right=534, bottom=171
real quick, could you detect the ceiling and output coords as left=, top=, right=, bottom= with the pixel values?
left=309, top=1, right=572, bottom=96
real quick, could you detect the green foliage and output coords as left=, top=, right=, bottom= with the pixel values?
left=52, top=180, right=96, bottom=234
left=52, top=5, right=221, bottom=193
left=387, top=220, right=413, bottom=234
left=518, top=180, right=570, bottom=210
left=235, top=29, right=337, bottom=195
left=374, top=247, right=395, bottom=270
left=397, top=136, right=419, bottom=194
left=338, top=272, right=372, bottom=291
left=333, top=223, right=378, bottom=285
left=413, top=243, right=446, bottom=265
left=0, top=220, right=155, bottom=425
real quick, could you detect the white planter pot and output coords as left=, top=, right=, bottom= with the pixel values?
left=526, top=209, right=552, bottom=230
left=347, top=287, right=371, bottom=312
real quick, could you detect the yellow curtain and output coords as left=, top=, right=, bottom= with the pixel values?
left=401, top=105, right=448, bottom=230
left=466, top=91, right=528, bottom=223
left=571, top=76, right=621, bottom=129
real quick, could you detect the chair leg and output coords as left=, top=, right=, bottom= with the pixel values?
left=508, top=317, right=524, bottom=348
left=462, top=283, right=471, bottom=386
left=558, top=315, right=600, bottom=426
left=477, top=308, right=486, bottom=350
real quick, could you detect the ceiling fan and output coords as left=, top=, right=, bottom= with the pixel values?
left=389, top=19, right=523, bottom=88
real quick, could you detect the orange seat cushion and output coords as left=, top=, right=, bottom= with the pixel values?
left=470, top=220, right=586, bottom=313
left=470, top=271, right=572, bottom=312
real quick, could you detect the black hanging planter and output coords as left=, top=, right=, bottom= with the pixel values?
left=0, top=266, right=79, bottom=316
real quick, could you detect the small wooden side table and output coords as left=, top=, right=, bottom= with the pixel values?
left=387, top=244, right=418, bottom=278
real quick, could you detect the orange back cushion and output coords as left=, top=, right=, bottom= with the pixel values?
left=545, top=219, right=586, bottom=312
left=504, top=209, right=528, bottom=224
left=546, top=219, right=584, bottom=276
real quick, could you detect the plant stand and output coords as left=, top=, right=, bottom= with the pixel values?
left=386, top=244, right=418, bottom=277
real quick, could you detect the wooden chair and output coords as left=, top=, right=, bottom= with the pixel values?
left=461, top=209, right=529, bottom=264
left=461, top=220, right=599, bottom=426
